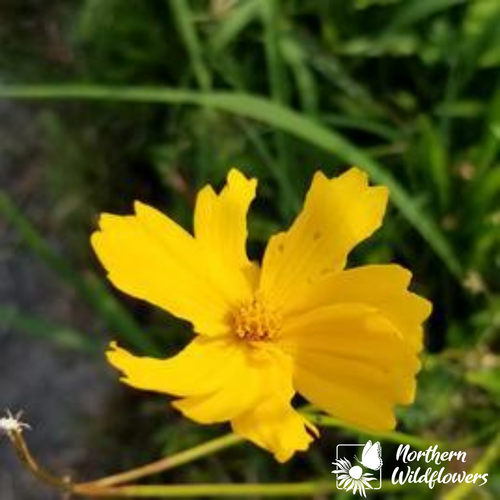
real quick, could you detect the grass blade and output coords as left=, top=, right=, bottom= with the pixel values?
left=0, top=190, right=160, bottom=354
left=0, top=84, right=462, bottom=277
left=169, top=0, right=211, bottom=91
left=210, top=0, right=261, bottom=52
left=386, top=0, right=466, bottom=34
left=0, top=304, right=97, bottom=353
left=261, top=0, right=298, bottom=216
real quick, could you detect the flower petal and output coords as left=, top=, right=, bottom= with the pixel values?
left=92, top=197, right=250, bottom=335
left=231, top=396, right=317, bottom=462
left=259, top=168, right=388, bottom=311
left=106, top=337, right=238, bottom=397
left=285, top=294, right=429, bottom=430
left=287, top=264, right=432, bottom=350
left=194, top=168, right=259, bottom=290
left=173, top=342, right=295, bottom=425
left=283, top=265, right=431, bottom=431
left=171, top=349, right=262, bottom=423
left=107, top=336, right=290, bottom=424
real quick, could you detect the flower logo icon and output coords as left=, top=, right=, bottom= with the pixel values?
left=332, top=441, right=383, bottom=497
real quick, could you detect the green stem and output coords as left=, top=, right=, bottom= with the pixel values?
left=3, top=422, right=414, bottom=498
left=306, top=413, right=448, bottom=450
left=75, top=479, right=408, bottom=497
left=442, top=431, right=500, bottom=500
left=82, top=434, right=242, bottom=487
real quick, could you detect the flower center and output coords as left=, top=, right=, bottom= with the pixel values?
left=233, top=298, right=281, bottom=342
left=349, top=465, right=363, bottom=480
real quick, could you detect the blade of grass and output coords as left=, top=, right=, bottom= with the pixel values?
left=281, top=37, right=318, bottom=117
left=0, top=304, right=98, bottom=353
left=169, top=0, right=214, bottom=185
left=386, top=0, right=466, bottom=34
left=210, top=0, right=261, bottom=52
left=418, top=116, right=450, bottom=211
left=0, top=190, right=160, bottom=354
left=0, top=84, right=462, bottom=277
left=261, top=0, right=298, bottom=217
left=322, top=114, right=403, bottom=142
left=477, top=86, right=500, bottom=175
left=169, top=0, right=211, bottom=91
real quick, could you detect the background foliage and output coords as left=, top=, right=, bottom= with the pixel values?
left=1, top=0, right=500, bottom=498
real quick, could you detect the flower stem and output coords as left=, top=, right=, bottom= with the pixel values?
left=74, top=479, right=408, bottom=497
left=442, top=430, right=500, bottom=500
left=305, top=412, right=447, bottom=450
left=3, top=418, right=417, bottom=498
left=4, top=428, right=72, bottom=492
left=80, top=433, right=242, bottom=488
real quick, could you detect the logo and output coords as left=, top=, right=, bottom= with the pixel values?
left=332, top=441, right=489, bottom=496
left=332, top=440, right=383, bottom=497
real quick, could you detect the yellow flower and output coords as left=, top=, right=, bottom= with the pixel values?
left=91, top=168, right=431, bottom=462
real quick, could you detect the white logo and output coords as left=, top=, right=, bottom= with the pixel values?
left=332, top=440, right=383, bottom=497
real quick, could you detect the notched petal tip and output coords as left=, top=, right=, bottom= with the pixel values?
left=227, top=167, right=257, bottom=189
left=231, top=397, right=317, bottom=462
left=133, top=199, right=161, bottom=218
left=342, top=166, right=369, bottom=183
left=414, top=295, right=433, bottom=322
left=105, top=341, right=127, bottom=370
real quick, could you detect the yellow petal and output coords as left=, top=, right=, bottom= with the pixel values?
left=173, top=342, right=295, bottom=425
left=259, top=168, right=388, bottom=311
left=106, top=337, right=239, bottom=397
left=172, top=346, right=261, bottom=423
left=283, top=303, right=420, bottom=403
left=285, top=305, right=418, bottom=430
left=287, top=264, right=432, bottom=351
left=159, top=337, right=294, bottom=424
left=294, top=362, right=397, bottom=431
left=107, top=337, right=283, bottom=423
left=231, top=396, right=317, bottom=462
left=91, top=199, right=246, bottom=335
left=281, top=263, right=432, bottom=431
left=194, top=169, right=259, bottom=291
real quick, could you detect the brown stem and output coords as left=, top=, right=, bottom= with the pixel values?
left=6, top=429, right=73, bottom=493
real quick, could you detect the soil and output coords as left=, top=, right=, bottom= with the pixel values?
left=0, top=100, right=114, bottom=500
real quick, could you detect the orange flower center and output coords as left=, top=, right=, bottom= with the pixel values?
left=233, top=297, right=282, bottom=341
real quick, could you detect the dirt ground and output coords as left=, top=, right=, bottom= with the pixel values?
left=0, top=101, right=114, bottom=499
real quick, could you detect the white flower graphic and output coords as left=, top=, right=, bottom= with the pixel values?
left=332, top=457, right=377, bottom=497
left=333, top=441, right=383, bottom=496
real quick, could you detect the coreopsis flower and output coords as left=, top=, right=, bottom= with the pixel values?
left=91, top=168, right=431, bottom=462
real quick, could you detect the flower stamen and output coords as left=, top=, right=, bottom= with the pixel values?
left=233, top=298, right=282, bottom=342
